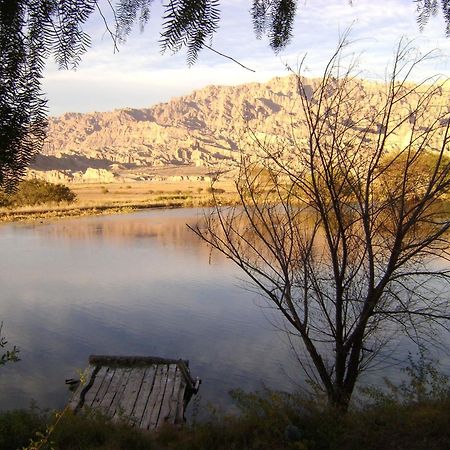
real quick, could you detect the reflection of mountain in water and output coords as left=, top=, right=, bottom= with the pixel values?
left=33, top=211, right=227, bottom=262
left=0, top=210, right=297, bottom=412
left=37, top=215, right=198, bottom=243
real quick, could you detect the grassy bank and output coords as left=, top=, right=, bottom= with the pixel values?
left=4, top=180, right=449, bottom=224
left=2, top=390, right=449, bottom=450
left=0, top=181, right=236, bottom=223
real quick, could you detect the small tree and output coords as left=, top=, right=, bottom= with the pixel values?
left=193, top=40, right=450, bottom=410
left=1, top=179, right=77, bottom=207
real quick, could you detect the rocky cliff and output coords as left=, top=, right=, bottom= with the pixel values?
left=30, top=74, right=449, bottom=183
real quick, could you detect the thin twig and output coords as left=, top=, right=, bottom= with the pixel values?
left=203, top=44, right=256, bottom=72
left=95, top=1, right=119, bottom=53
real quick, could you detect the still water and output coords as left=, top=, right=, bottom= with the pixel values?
left=0, top=208, right=301, bottom=413
left=1, top=208, right=449, bottom=414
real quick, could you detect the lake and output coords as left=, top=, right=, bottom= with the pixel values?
left=0, top=208, right=449, bottom=415
left=0, top=208, right=302, bottom=414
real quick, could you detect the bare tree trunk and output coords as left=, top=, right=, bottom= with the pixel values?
left=193, top=37, right=450, bottom=410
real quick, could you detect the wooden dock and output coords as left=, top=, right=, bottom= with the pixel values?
left=68, top=355, right=200, bottom=431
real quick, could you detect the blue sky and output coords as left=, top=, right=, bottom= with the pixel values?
left=42, top=0, right=450, bottom=116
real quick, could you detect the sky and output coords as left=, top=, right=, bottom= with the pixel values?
left=42, top=0, right=450, bottom=116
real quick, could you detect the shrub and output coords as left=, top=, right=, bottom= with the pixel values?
left=360, top=353, right=450, bottom=406
left=9, top=179, right=76, bottom=206
left=2, top=389, right=450, bottom=450
left=0, top=324, right=19, bottom=367
left=0, top=408, right=47, bottom=450
left=0, top=190, right=11, bottom=207
left=50, top=410, right=155, bottom=450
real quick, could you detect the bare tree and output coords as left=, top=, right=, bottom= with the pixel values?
left=192, top=39, right=450, bottom=410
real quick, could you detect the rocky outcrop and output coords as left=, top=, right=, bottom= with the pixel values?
left=31, top=75, right=450, bottom=182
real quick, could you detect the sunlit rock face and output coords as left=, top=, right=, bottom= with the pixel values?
left=31, top=75, right=450, bottom=182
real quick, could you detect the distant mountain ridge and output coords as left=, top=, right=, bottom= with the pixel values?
left=29, top=74, right=449, bottom=183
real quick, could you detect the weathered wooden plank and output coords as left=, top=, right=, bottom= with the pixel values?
left=82, top=366, right=108, bottom=408
left=91, top=367, right=115, bottom=409
left=175, top=380, right=187, bottom=425
left=157, top=364, right=178, bottom=428
left=148, top=364, right=170, bottom=430
left=112, top=367, right=146, bottom=424
left=98, top=368, right=128, bottom=414
left=132, top=366, right=157, bottom=423
left=140, top=364, right=169, bottom=430
left=167, top=367, right=183, bottom=424
left=67, top=365, right=96, bottom=410
left=107, top=367, right=132, bottom=417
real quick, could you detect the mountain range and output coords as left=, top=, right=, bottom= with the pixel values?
left=29, top=74, right=447, bottom=183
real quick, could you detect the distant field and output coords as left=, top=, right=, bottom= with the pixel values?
left=0, top=179, right=237, bottom=223
left=70, top=179, right=234, bottom=203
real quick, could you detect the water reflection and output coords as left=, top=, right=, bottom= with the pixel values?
left=0, top=209, right=299, bottom=413
left=35, top=210, right=203, bottom=245
left=1, top=208, right=448, bottom=415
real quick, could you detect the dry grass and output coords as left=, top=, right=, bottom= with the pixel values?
left=70, top=179, right=233, bottom=202
left=0, top=180, right=237, bottom=223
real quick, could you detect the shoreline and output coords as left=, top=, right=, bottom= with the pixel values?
left=0, top=177, right=239, bottom=224
left=0, top=200, right=199, bottom=223
left=0, top=180, right=234, bottom=224
left=0, top=192, right=235, bottom=223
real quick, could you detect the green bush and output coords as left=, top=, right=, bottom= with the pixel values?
left=3, top=179, right=76, bottom=207
left=0, top=325, right=19, bottom=367
left=0, top=408, right=47, bottom=450
left=1, top=358, right=449, bottom=450
left=1, top=393, right=450, bottom=450
left=360, top=353, right=450, bottom=407
left=49, top=410, right=155, bottom=450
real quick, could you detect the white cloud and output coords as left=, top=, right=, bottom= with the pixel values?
left=42, top=0, right=450, bottom=115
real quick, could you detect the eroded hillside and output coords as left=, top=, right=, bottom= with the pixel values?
left=30, top=74, right=450, bottom=183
